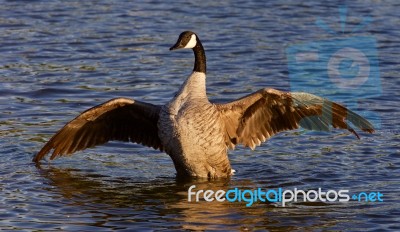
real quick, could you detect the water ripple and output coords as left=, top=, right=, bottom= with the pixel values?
left=1, top=0, right=399, bottom=231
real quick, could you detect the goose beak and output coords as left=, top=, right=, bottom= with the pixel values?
left=170, top=42, right=183, bottom=51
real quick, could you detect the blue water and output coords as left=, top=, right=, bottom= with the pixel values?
left=1, top=0, right=399, bottom=230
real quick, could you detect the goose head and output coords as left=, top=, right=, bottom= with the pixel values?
left=169, top=31, right=206, bottom=73
left=170, top=31, right=198, bottom=50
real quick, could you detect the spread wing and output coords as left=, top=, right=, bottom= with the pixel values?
left=33, top=98, right=162, bottom=162
left=216, top=88, right=375, bottom=150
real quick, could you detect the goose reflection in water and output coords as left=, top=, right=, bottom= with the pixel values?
left=36, top=165, right=339, bottom=231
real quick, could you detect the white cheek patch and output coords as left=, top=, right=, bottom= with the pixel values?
left=184, top=34, right=197, bottom=48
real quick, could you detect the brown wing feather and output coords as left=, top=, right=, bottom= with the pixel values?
left=33, top=98, right=162, bottom=162
left=216, top=88, right=375, bottom=150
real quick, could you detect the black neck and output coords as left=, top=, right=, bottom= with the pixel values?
left=192, top=39, right=206, bottom=74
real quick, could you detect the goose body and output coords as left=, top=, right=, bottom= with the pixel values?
left=33, top=31, right=375, bottom=179
left=159, top=71, right=231, bottom=177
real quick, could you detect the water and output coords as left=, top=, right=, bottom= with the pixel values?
left=1, top=0, right=399, bottom=230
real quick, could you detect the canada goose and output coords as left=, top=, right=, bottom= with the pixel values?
left=33, top=31, right=375, bottom=178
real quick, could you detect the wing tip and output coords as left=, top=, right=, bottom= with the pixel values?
left=32, top=142, right=54, bottom=163
left=32, top=150, right=49, bottom=163
left=32, top=156, right=40, bottom=163
left=32, top=151, right=46, bottom=163
left=366, top=128, right=375, bottom=134
left=361, top=127, right=375, bottom=135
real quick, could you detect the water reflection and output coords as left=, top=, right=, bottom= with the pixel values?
left=35, top=164, right=345, bottom=230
